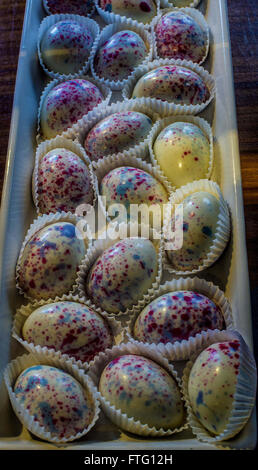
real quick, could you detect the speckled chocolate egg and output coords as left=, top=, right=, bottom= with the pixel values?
left=134, top=291, right=225, bottom=344
left=99, top=354, right=184, bottom=430
left=153, top=122, right=210, bottom=188
left=44, top=0, right=94, bottom=15
left=40, top=79, right=104, bottom=139
left=173, top=0, right=200, bottom=6
left=40, top=20, right=94, bottom=75
left=188, top=340, right=242, bottom=436
left=37, top=148, right=94, bottom=214
left=87, top=238, right=158, bottom=314
left=99, top=0, right=157, bottom=24
left=14, top=365, right=95, bottom=439
left=155, top=11, right=207, bottom=63
left=131, top=65, right=210, bottom=105
left=18, top=222, right=87, bottom=300
left=84, top=111, right=152, bottom=161
left=94, top=30, right=148, bottom=82
left=22, top=302, right=113, bottom=362
left=100, top=166, right=168, bottom=223
left=166, top=191, right=221, bottom=271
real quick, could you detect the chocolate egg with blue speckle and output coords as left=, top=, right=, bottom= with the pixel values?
left=99, top=354, right=184, bottom=430
left=99, top=0, right=157, bottom=24
left=134, top=291, right=225, bottom=344
left=166, top=191, right=221, bottom=271
left=45, top=0, right=94, bottom=15
left=14, top=365, right=95, bottom=440
left=41, top=20, right=94, bottom=75
left=100, top=166, right=168, bottom=223
left=22, top=302, right=113, bottom=362
left=84, top=111, right=152, bottom=160
left=155, top=11, right=207, bottom=63
left=87, top=238, right=158, bottom=314
left=94, top=30, right=148, bottom=82
left=40, top=79, right=104, bottom=139
left=131, top=65, right=210, bottom=105
left=18, top=222, right=87, bottom=300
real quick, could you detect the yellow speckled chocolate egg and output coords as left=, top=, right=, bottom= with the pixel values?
left=153, top=122, right=210, bottom=188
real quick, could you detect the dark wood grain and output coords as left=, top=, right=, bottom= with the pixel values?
left=0, top=0, right=257, bottom=285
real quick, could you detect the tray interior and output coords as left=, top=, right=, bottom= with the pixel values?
left=0, top=0, right=256, bottom=450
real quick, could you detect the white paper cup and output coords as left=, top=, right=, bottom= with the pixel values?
left=181, top=330, right=257, bottom=447
left=16, top=211, right=91, bottom=301
left=37, top=75, right=112, bottom=143
left=12, top=293, right=124, bottom=370
left=163, top=179, right=231, bottom=275
left=95, top=0, right=161, bottom=29
left=43, top=0, right=96, bottom=18
left=76, top=222, right=164, bottom=319
left=62, top=99, right=159, bottom=163
left=38, top=14, right=100, bottom=80
left=4, top=351, right=100, bottom=443
left=125, top=277, right=234, bottom=361
left=122, top=58, right=216, bottom=117
left=90, top=18, right=153, bottom=91
left=33, top=135, right=98, bottom=215
left=152, top=7, right=209, bottom=65
left=149, top=115, right=213, bottom=189
left=87, top=341, right=188, bottom=436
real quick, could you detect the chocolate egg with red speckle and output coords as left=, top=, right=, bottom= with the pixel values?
left=166, top=191, right=221, bottom=271
left=94, top=30, right=148, bottom=82
left=41, top=20, right=94, bottom=75
left=153, top=122, right=210, bottom=188
left=45, top=0, right=94, bottom=15
left=100, top=166, right=168, bottom=223
left=84, top=111, right=152, bottom=161
left=14, top=365, right=95, bottom=440
left=134, top=291, right=225, bottom=344
left=40, top=79, right=104, bottom=139
left=37, top=148, right=94, bottom=214
left=22, top=302, right=113, bottom=362
left=155, top=11, right=207, bottom=63
left=188, top=341, right=244, bottom=437
left=99, top=354, right=184, bottom=430
left=131, top=65, right=210, bottom=105
left=87, top=238, right=158, bottom=314
left=99, top=0, right=157, bottom=24
left=18, top=222, right=87, bottom=300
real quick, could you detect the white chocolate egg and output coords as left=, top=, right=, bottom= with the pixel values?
left=99, top=354, right=184, bottom=430
left=99, top=0, right=157, bottom=24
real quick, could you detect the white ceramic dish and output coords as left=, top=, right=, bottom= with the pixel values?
left=0, top=0, right=256, bottom=450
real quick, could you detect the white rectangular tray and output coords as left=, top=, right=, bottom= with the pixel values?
left=0, top=0, right=256, bottom=450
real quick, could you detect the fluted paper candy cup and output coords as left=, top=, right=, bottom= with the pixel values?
left=152, top=8, right=209, bottom=65
left=12, top=293, right=123, bottom=370
left=163, top=179, right=231, bottom=276
left=149, top=115, right=213, bottom=189
left=43, top=0, right=96, bottom=18
left=32, top=135, right=98, bottom=215
left=182, top=330, right=257, bottom=446
left=95, top=0, right=161, bottom=29
left=37, top=75, right=112, bottom=143
left=122, top=58, right=215, bottom=117
left=87, top=341, right=188, bottom=436
left=125, top=277, right=234, bottom=361
left=4, top=352, right=100, bottom=443
left=16, top=211, right=91, bottom=301
left=90, top=18, right=153, bottom=91
left=76, top=222, right=163, bottom=318
left=38, top=14, right=100, bottom=80
left=62, top=99, right=159, bottom=163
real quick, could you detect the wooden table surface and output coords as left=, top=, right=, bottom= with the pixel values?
left=0, top=1, right=257, bottom=338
